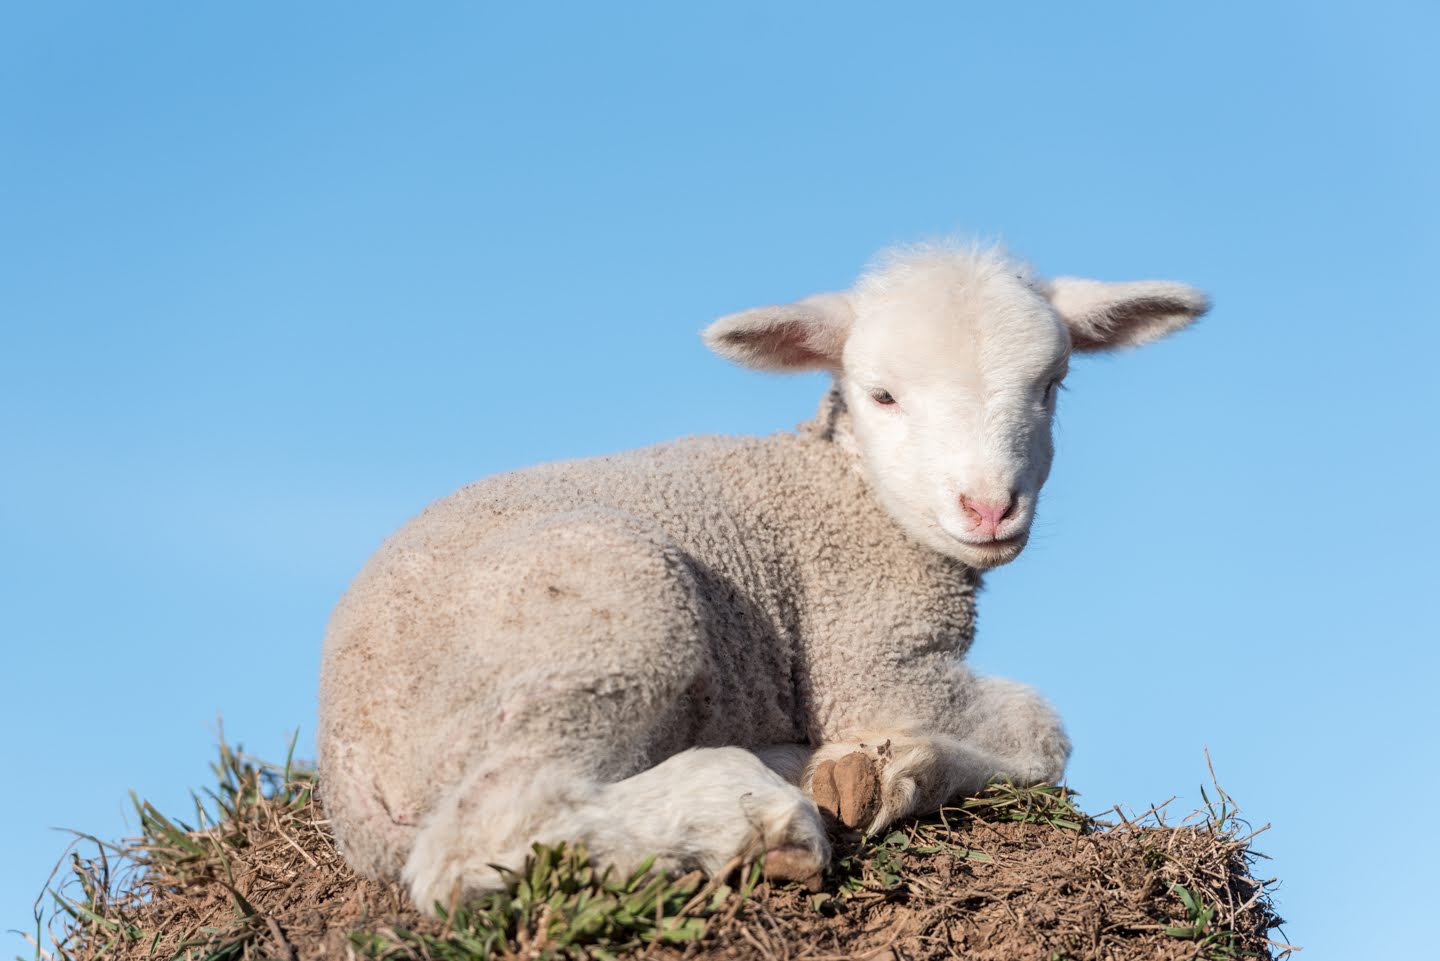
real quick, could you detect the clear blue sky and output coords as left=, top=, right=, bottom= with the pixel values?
left=2, top=3, right=1435, bottom=958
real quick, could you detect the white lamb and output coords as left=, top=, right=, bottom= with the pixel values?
left=317, top=241, right=1208, bottom=907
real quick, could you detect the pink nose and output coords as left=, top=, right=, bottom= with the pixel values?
left=959, top=494, right=1016, bottom=539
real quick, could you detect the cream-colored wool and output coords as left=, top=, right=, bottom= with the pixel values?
left=318, top=242, right=1208, bottom=910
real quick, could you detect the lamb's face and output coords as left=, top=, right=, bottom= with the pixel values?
left=705, top=243, right=1208, bottom=570
left=840, top=266, right=1068, bottom=568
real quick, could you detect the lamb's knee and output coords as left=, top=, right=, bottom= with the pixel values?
left=966, top=677, right=1071, bottom=784
left=755, top=743, right=812, bottom=785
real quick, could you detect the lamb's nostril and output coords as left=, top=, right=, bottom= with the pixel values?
left=958, top=493, right=1017, bottom=537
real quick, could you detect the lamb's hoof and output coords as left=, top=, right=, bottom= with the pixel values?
left=762, top=843, right=824, bottom=892
left=810, top=752, right=881, bottom=831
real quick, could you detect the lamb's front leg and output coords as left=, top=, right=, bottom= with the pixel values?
left=786, top=676, right=1072, bottom=834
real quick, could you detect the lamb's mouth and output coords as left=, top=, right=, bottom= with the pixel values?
left=963, top=534, right=1025, bottom=550
left=949, top=531, right=1029, bottom=558
left=936, top=517, right=1031, bottom=563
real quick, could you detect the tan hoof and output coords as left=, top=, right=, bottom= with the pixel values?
left=810, top=751, right=881, bottom=830
left=762, top=843, right=824, bottom=891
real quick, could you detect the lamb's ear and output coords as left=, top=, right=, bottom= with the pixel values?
left=703, top=293, right=853, bottom=371
left=1046, top=278, right=1210, bottom=352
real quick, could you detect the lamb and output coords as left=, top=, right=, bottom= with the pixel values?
left=317, top=241, right=1209, bottom=909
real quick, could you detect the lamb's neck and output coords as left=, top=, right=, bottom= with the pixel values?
left=793, top=382, right=983, bottom=586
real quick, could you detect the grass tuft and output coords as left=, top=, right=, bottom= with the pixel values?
left=27, top=732, right=322, bottom=961
left=352, top=843, right=752, bottom=961
left=956, top=777, right=1091, bottom=832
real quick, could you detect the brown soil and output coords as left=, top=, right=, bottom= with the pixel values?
left=40, top=771, right=1290, bottom=961
left=672, top=816, right=1287, bottom=961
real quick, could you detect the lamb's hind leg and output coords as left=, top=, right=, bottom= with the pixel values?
left=404, top=747, right=828, bottom=911
left=400, top=512, right=827, bottom=912
left=793, top=675, right=1071, bottom=834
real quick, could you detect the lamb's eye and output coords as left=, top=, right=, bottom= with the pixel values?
left=870, top=388, right=897, bottom=407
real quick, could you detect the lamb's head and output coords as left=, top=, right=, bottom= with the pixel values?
left=705, top=244, right=1208, bottom=569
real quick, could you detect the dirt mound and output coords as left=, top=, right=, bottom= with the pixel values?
left=32, top=742, right=1291, bottom=961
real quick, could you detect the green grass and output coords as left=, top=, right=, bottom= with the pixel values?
left=353, top=845, right=758, bottom=961
left=1163, top=882, right=1254, bottom=960
left=955, top=777, right=1090, bottom=832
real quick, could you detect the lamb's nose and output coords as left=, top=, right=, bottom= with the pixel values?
left=959, top=494, right=1016, bottom=539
